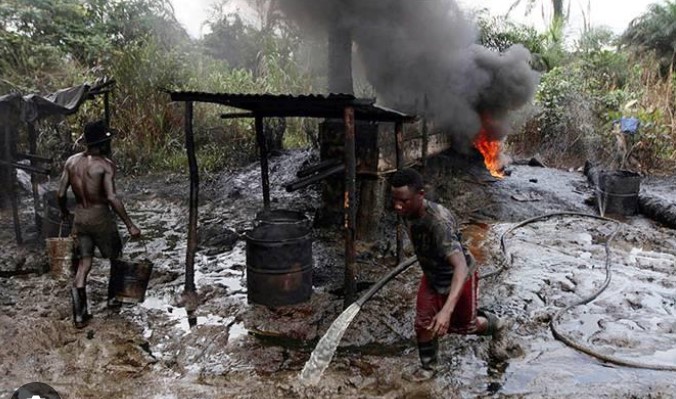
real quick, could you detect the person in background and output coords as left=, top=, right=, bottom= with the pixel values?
left=389, top=168, right=506, bottom=381
left=57, top=120, right=141, bottom=328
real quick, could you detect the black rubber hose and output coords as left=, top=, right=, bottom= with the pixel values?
left=500, top=212, right=676, bottom=371
left=355, top=256, right=418, bottom=307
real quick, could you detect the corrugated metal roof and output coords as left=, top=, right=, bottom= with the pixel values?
left=165, top=90, right=416, bottom=122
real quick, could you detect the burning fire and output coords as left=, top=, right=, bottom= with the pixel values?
left=474, top=116, right=505, bottom=179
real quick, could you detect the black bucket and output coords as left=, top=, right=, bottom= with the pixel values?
left=255, top=209, right=310, bottom=228
left=109, top=258, right=153, bottom=303
left=245, top=223, right=312, bottom=307
left=598, top=170, right=641, bottom=216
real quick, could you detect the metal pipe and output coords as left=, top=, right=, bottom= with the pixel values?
left=286, top=164, right=345, bottom=192
left=296, top=158, right=342, bottom=178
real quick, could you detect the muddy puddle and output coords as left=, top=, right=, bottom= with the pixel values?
left=1, top=150, right=676, bottom=398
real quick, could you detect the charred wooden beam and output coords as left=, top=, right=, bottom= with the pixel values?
left=254, top=115, right=271, bottom=210
left=4, top=125, right=21, bottom=243
left=395, top=121, right=404, bottom=263
left=0, top=161, right=50, bottom=175
left=26, top=123, right=41, bottom=231
left=184, top=101, right=198, bottom=296
left=220, top=112, right=255, bottom=119
left=14, top=153, right=52, bottom=164
left=343, top=106, right=357, bottom=308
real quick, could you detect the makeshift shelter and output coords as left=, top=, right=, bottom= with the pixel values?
left=167, top=91, right=416, bottom=308
left=0, top=78, right=115, bottom=243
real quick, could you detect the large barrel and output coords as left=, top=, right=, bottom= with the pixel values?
left=245, top=223, right=313, bottom=307
left=598, top=170, right=641, bottom=216
left=255, top=208, right=310, bottom=228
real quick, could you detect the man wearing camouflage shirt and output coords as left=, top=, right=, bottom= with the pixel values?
left=390, top=168, right=504, bottom=381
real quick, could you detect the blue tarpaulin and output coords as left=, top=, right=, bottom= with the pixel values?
left=618, top=117, right=640, bottom=135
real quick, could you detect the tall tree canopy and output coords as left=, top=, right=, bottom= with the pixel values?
left=621, top=0, right=676, bottom=71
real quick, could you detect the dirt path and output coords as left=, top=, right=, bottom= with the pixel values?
left=1, top=150, right=675, bottom=398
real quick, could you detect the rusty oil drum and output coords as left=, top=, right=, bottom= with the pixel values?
left=245, top=223, right=312, bottom=307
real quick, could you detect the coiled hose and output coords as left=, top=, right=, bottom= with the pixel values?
left=499, top=212, right=676, bottom=371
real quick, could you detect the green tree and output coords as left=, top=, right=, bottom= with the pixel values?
left=621, top=0, right=676, bottom=73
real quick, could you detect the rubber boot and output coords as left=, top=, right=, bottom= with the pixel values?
left=406, top=339, right=438, bottom=382
left=71, top=287, right=86, bottom=329
left=107, top=266, right=121, bottom=309
left=78, top=287, right=92, bottom=322
left=479, top=309, right=511, bottom=361
left=418, top=339, right=439, bottom=369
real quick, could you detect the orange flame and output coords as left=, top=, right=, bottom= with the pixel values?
left=474, top=117, right=505, bottom=179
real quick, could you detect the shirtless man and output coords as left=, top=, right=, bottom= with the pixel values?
left=57, top=120, right=140, bottom=328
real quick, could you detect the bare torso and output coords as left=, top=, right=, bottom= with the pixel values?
left=64, top=152, right=114, bottom=209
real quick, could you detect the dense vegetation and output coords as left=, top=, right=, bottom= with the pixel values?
left=1, top=0, right=675, bottom=175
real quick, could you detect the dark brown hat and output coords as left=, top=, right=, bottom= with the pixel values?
left=83, top=120, right=116, bottom=146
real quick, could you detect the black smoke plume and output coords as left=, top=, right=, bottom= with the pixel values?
left=279, top=0, right=540, bottom=149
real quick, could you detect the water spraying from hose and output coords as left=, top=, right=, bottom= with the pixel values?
left=299, top=256, right=418, bottom=385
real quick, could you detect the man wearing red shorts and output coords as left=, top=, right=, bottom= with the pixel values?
left=390, top=168, right=503, bottom=380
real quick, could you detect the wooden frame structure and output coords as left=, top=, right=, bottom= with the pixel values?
left=0, top=80, right=115, bottom=244
left=167, top=91, right=416, bottom=308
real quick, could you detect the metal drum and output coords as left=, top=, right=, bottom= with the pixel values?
left=255, top=208, right=310, bottom=228
left=245, top=223, right=312, bottom=307
left=598, top=170, right=641, bottom=215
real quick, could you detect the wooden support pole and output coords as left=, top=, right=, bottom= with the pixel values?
left=5, top=125, right=21, bottom=243
left=184, top=101, right=198, bottom=295
left=395, top=121, right=404, bottom=263
left=255, top=115, right=271, bottom=211
left=421, top=94, right=429, bottom=171
left=27, top=122, right=41, bottom=233
left=343, top=106, right=357, bottom=308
